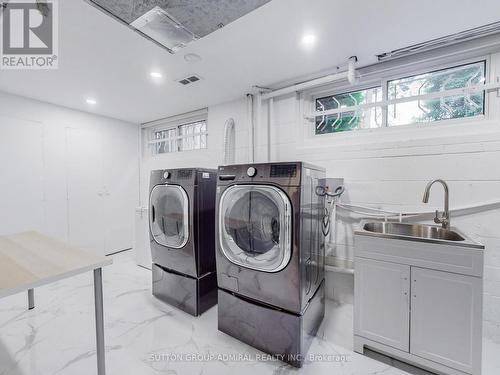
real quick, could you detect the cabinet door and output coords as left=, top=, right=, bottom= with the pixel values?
left=410, top=267, right=482, bottom=374
left=355, top=258, right=410, bottom=351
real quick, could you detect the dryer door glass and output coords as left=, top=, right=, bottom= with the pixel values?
left=219, top=185, right=292, bottom=272
left=150, top=185, right=189, bottom=249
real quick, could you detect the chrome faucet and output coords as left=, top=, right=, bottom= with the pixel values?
left=422, top=179, right=450, bottom=229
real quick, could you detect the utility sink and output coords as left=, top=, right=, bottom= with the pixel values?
left=363, top=222, right=465, bottom=241
left=356, top=221, right=483, bottom=249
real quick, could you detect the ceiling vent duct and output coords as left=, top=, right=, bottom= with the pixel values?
left=130, top=7, right=196, bottom=52
left=86, top=0, right=272, bottom=53
left=178, top=75, right=202, bottom=85
left=377, top=21, right=500, bottom=62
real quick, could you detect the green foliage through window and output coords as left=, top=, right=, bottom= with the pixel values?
left=315, top=87, right=382, bottom=134
left=388, top=61, right=485, bottom=126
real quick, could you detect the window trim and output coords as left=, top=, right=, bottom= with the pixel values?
left=384, top=59, right=487, bottom=128
left=315, top=85, right=384, bottom=134
left=149, top=118, right=208, bottom=155
left=305, top=53, right=492, bottom=139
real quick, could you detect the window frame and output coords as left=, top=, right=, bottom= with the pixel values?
left=150, top=117, right=208, bottom=155
left=306, top=54, right=491, bottom=139
left=384, top=59, right=487, bottom=128
left=314, top=85, right=384, bottom=134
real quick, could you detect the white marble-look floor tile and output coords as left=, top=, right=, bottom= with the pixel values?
left=0, top=251, right=498, bottom=375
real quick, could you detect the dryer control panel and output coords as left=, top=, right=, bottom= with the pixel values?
left=217, top=162, right=314, bottom=187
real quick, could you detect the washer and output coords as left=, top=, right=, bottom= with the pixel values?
left=215, top=162, right=326, bottom=367
left=149, top=168, right=217, bottom=316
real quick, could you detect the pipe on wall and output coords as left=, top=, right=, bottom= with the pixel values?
left=246, top=94, right=255, bottom=162
left=223, top=117, right=235, bottom=165
left=261, top=70, right=350, bottom=100
left=258, top=57, right=358, bottom=163
left=267, top=97, right=273, bottom=162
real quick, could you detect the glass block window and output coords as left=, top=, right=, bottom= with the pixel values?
left=315, top=87, right=383, bottom=134
left=388, top=61, right=485, bottom=126
left=152, top=119, right=207, bottom=154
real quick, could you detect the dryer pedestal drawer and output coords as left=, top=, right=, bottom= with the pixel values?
left=217, top=281, right=325, bottom=368
left=152, top=264, right=217, bottom=316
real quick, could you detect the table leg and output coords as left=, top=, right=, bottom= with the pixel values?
left=93, top=268, right=106, bottom=375
left=28, top=289, right=34, bottom=310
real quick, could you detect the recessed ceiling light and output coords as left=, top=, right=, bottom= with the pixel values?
left=301, top=33, right=317, bottom=47
left=86, top=98, right=97, bottom=105
left=184, top=53, right=202, bottom=63
left=150, top=71, right=163, bottom=78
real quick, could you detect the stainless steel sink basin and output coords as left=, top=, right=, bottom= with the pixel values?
left=363, top=222, right=465, bottom=241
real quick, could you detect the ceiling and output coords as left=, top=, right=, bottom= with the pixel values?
left=1, top=0, right=500, bottom=124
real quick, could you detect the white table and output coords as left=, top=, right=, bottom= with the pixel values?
left=0, top=231, right=112, bottom=375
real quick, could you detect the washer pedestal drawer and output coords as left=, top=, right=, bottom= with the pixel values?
left=218, top=281, right=325, bottom=367
left=152, top=263, right=217, bottom=316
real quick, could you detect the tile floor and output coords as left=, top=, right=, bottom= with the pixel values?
left=1, top=251, right=499, bottom=375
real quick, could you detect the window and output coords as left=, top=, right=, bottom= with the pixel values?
left=315, top=87, right=382, bottom=134
left=152, top=119, right=207, bottom=154
left=154, top=128, right=177, bottom=154
left=388, top=61, right=485, bottom=126
left=179, top=120, right=207, bottom=151
left=314, top=60, right=487, bottom=135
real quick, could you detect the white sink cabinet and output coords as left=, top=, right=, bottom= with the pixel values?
left=354, top=228, right=484, bottom=375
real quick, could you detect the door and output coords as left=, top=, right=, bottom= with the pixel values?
left=410, top=267, right=482, bottom=373
left=354, top=258, right=410, bottom=351
left=0, top=116, right=44, bottom=235
left=218, top=185, right=292, bottom=273
left=150, top=184, right=189, bottom=249
left=101, top=124, right=138, bottom=253
left=66, top=127, right=105, bottom=255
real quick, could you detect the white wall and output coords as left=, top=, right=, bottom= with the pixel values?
left=0, top=91, right=139, bottom=256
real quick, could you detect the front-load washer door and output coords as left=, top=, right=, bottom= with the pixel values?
left=150, top=184, right=189, bottom=249
left=219, top=185, right=292, bottom=273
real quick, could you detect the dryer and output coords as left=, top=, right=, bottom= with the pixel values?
left=215, top=162, right=326, bottom=367
left=149, top=168, right=217, bottom=316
